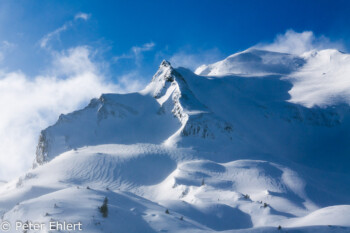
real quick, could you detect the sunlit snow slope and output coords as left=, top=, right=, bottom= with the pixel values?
left=1, top=48, right=350, bottom=233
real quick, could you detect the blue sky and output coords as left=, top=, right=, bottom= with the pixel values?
left=0, top=0, right=349, bottom=80
left=0, top=0, right=350, bottom=180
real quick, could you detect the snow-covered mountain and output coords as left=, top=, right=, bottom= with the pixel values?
left=1, top=48, right=350, bottom=233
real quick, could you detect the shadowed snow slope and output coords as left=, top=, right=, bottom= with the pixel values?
left=1, top=49, right=350, bottom=232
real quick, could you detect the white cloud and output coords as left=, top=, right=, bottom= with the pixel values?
left=113, top=42, right=155, bottom=66
left=168, top=48, right=222, bottom=71
left=117, top=71, right=147, bottom=92
left=255, top=29, right=344, bottom=55
left=0, top=46, right=141, bottom=180
left=131, top=42, right=155, bottom=55
left=75, top=12, right=90, bottom=21
left=52, top=46, right=96, bottom=75
left=40, top=12, right=90, bottom=49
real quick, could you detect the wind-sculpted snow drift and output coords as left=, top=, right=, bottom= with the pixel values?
left=1, top=48, right=350, bottom=232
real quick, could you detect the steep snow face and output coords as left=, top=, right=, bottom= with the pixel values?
left=189, top=49, right=350, bottom=173
left=195, top=49, right=305, bottom=76
left=35, top=92, right=181, bottom=165
left=142, top=60, right=208, bottom=124
left=141, top=61, right=234, bottom=146
left=176, top=67, right=350, bottom=173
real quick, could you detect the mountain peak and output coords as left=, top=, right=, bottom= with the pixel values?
left=143, top=60, right=176, bottom=98
left=160, top=60, right=171, bottom=68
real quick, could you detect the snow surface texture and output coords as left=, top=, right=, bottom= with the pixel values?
left=1, top=48, right=350, bottom=232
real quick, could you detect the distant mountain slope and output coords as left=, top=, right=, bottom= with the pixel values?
left=195, top=48, right=305, bottom=76
left=1, top=48, right=350, bottom=233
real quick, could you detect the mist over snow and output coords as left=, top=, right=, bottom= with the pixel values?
left=254, top=30, right=350, bottom=107
left=254, top=30, right=344, bottom=55
left=0, top=46, right=143, bottom=180
left=285, top=49, right=350, bottom=107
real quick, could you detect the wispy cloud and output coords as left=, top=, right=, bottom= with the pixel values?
left=167, top=48, right=223, bottom=71
left=0, top=46, right=141, bottom=180
left=74, top=12, right=90, bottom=20
left=40, top=12, right=90, bottom=50
left=255, top=29, right=344, bottom=55
left=1, top=40, right=16, bottom=49
left=116, top=71, right=147, bottom=92
left=0, top=40, right=16, bottom=62
left=113, top=42, right=155, bottom=66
